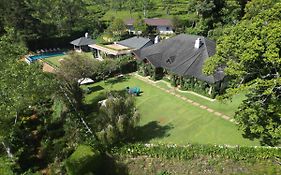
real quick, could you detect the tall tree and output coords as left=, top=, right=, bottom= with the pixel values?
left=55, top=52, right=98, bottom=109
left=133, top=16, right=148, bottom=36
left=95, top=92, right=140, bottom=146
left=25, top=0, right=104, bottom=37
left=172, top=16, right=184, bottom=34
left=0, top=0, right=43, bottom=40
left=243, top=0, right=279, bottom=19
left=186, top=0, right=241, bottom=36
left=204, top=1, right=281, bottom=146
left=107, top=18, right=127, bottom=38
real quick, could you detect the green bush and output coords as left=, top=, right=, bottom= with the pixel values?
left=65, top=145, right=101, bottom=175
left=111, top=143, right=281, bottom=162
left=0, top=158, right=14, bottom=175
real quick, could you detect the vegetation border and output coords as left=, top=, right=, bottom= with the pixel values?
left=111, top=143, right=281, bottom=161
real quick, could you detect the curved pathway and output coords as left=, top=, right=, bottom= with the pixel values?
left=133, top=73, right=235, bottom=123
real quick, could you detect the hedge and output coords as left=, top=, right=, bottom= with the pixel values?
left=111, top=143, right=281, bottom=162
left=169, top=74, right=219, bottom=98
left=91, top=55, right=137, bottom=82
left=137, top=64, right=220, bottom=98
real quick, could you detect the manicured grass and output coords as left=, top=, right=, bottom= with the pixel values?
left=83, top=75, right=259, bottom=146
left=44, top=55, right=66, bottom=67
left=156, top=80, right=245, bottom=117
left=43, top=52, right=94, bottom=68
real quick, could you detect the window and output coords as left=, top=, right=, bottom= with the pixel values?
left=166, top=56, right=176, bottom=64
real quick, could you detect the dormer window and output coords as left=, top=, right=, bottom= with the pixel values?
left=166, top=56, right=175, bottom=64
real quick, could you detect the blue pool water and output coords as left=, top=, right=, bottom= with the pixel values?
left=27, top=52, right=65, bottom=62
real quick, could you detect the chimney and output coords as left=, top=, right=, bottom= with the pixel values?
left=195, top=38, right=202, bottom=49
left=85, top=32, right=88, bottom=38
left=154, top=35, right=160, bottom=44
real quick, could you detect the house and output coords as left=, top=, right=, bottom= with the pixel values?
left=124, top=18, right=174, bottom=35
left=70, top=33, right=95, bottom=52
left=88, top=36, right=153, bottom=60
left=134, top=34, right=224, bottom=84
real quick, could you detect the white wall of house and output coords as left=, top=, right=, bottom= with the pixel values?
left=157, top=26, right=174, bottom=34
left=127, top=25, right=173, bottom=34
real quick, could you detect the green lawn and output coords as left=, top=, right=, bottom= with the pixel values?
left=43, top=52, right=94, bottom=68
left=156, top=80, right=245, bottom=117
left=83, top=75, right=259, bottom=146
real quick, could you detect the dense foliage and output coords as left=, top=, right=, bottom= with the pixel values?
left=204, top=1, right=281, bottom=146
left=1, top=0, right=281, bottom=173
left=111, top=143, right=281, bottom=161
left=95, top=91, right=140, bottom=147
left=137, top=62, right=220, bottom=98
left=111, top=143, right=281, bottom=174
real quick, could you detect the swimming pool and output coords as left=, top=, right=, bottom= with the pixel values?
left=26, top=52, right=65, bottom=63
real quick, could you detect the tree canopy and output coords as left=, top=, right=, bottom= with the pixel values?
left=204, top=1, right=281, bottom=146
left=133, top=16, right=148, bottom=35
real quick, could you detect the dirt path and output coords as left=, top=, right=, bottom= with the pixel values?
left=42, top=62, right=55, bottom=73
left=133, top=73, right=235, bottom=123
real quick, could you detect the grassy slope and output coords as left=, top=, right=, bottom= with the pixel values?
left=84, top=75, right=259, bottom=146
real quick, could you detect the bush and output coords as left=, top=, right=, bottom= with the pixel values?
left=0, top=158, right=14, bottom=175
left=65, top=145, right=101, bottom=175
left=137, top=61, right=164, bottom=80
left=111, top=143, right=281, bottom=162
left=168, top=73, right=218, bottom=98
left=116, top=56, right=137, bottom=74
left=92, top=55, right=137, bottom=82
left=95, top=91, right=140, bottom=147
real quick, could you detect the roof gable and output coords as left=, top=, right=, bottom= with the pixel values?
left=70, top=37, right=95, bottom=46
left=134, top=34, right=223, bottom=83
left=117, top=36, right=153, bottom=50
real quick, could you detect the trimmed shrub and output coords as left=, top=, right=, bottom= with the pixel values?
left=111, top=143, right=281, bottom=162
left=65, top=145, right=101, bottom=175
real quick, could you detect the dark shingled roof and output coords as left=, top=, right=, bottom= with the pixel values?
left=70, top=37, right=95, bottom=46
left=134, top=34, right=224, bottom=83
left=117, top=36, right=153, bottom=50
left=124, top=18, right=172, bottom=27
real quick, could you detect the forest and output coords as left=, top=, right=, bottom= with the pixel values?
left=0, top=0, right=280, bottom=174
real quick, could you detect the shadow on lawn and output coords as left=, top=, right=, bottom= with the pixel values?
left=87, top=85, right=104, bottom=93
left=83, top=92, right=106, bottom=114
left=134, top=121, right=174, bottom=143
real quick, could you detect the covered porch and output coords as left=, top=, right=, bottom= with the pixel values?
left=88, top=43, right=133, bottom=60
